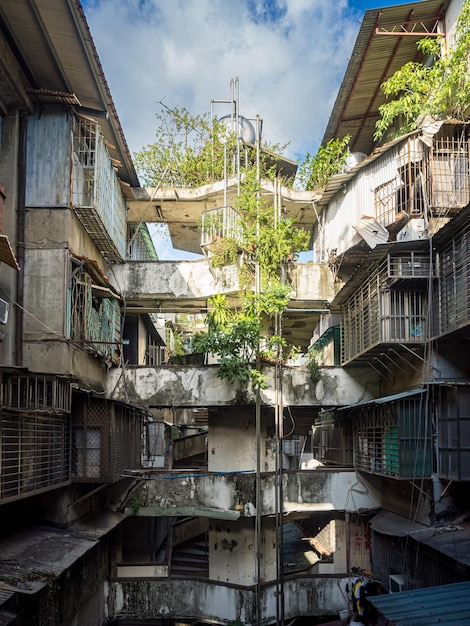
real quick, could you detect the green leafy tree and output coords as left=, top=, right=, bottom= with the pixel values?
left=137, top=105, right=310, bottom=388
left=374, top=0, right=470, bottom=140
left=134, top=106, right=237, bottom=187
left=134, top=104, right=289, bottom=188
left=196, top=170, right=310, bottom=389
left=296, top=135, right=351, bottom=192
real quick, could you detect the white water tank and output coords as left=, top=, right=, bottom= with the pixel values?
left=219, top=114, right=256, bottom=144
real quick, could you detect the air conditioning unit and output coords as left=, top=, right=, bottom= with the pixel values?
left=389, top=574, right=405, bottom=593
left=282, top=439, right=301, bottom=456
left=0, top=298, right=9, bottom=325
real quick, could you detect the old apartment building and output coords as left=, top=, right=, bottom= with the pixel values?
left=0, top=0, right=469, bottom=625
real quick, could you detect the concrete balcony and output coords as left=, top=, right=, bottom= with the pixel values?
left=109, top=575, right=350, bottom=623
left=121, top=469, right=379, bottom=519
left=109, top=258, right=335, bottom=307
left=127, top=178, right=321, bottom=255
left=109, top=258, right=336, bottom=349
left=106, top=363, right=379, bottom=408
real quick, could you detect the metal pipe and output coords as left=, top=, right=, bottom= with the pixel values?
left=284, top=308, right=330, bottom=313
left=255, top=113, right=262, bottom=626
left=15, top=110, right=28, bottom=367
left=277, top=306, right=285, bottom=625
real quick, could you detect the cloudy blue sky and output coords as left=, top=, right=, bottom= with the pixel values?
left=81, top=0, right=414, bottom=258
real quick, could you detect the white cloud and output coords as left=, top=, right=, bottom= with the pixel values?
left=83, top=0, right=365, bottom=162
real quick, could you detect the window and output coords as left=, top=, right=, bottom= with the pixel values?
left=73, top=428, right=101, bottom=478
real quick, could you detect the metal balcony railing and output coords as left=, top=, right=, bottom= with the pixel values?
left=72, top=116, right=127, bottom=262
left=200, top=206, right=242, bottom=248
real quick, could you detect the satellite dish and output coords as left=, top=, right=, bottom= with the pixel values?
left=218, top=114, right=256, bottom=144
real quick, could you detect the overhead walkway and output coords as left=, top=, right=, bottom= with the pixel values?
left=109, top=257, right=336, bottom=349
left=106, top=363, right=379, bottom=408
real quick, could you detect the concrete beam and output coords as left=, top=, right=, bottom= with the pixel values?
left=110, top=575, right=350, bottom=622
left=109, top=259, right=335, bottom=305
left=106, top=364, right=379, bottom=408
left=122, top=469, right=379, bottom=519
left=127, top=179, right=322, bottom=254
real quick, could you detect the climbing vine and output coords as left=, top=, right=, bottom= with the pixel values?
left=195, top=169, right=309, bottom=389
left=136, top=105, right=310, bottom=388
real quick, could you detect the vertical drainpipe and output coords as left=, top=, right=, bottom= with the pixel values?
left=255, top=114, right=262, bottom=626
left=276, top=178, right=285, bottom=625
left=15, top=110, right=28, bottom=367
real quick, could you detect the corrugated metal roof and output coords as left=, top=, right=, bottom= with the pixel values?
left=370, top=510, right=427, bottom=537
left=0, top=512, right=124, bottom=593
left=322, top=0, right=449, bottom=156
left=322, top=0, right=449, bottom=154
left=408, top=524, right=470, bottom=569
left=369, top=581, right=470, bottom=625
left=0, top=609, right=16, bottom=625
left=0, top=586, right=15, bottom=609
left=333, top=387, right=425, bottom=413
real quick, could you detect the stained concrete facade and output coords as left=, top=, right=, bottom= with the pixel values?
left=110, top=258, right=335, bottom=304
left=108, top=576, right=350, bottom=624
left=123, top=470, right=379, bottom=519
left=107, top=364, right=380, bottom=408
left=3, top=1, right=468, bottom=625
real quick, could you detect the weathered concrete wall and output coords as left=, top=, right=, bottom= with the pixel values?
left=108, top=575, right=350, bottom=624
left=208, top=410, right=276, bottom=473
left=109, top=259, right=335, bottom=303
left=23, top=340, right=106, bottom=389
left=21, top=205, right=115, bottom=385
left=106, top=364, right=380, bottom=407
left=111, top=259, right=239, bottom=300
left=24, top=248, right=67, bottom=337
left=270, top=470, right=380, bottom=514
left=209, top=517, right=276, bottom=584
left=26, top=207, right=111, bottom=285
left=69, top=580, right=107, bottom=626
left=123, top=470, right=379, bottom=518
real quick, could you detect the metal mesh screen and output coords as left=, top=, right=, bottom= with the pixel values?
left=72, top=116, right=127, bottom=261
left=0, top=410, right=70, bottom=503
left=354, top=397, right=432, bottom=479
left=433, top=222, right=470, bottom=338
left=72, top=396, right=143, bottom=482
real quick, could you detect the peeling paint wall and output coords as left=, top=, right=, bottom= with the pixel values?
left=125, top=470, right=379, bottom=518
left=209, top=518, right=276, bottom=584
left=108, top=575, right=350, bottom=623
left=110, top=259, right=239, bottom=301
left=106, top=364, right=380, bottom=408
left=208, top=409, right=276, bottom=473
left=109, top=259, right=336, bottom=303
